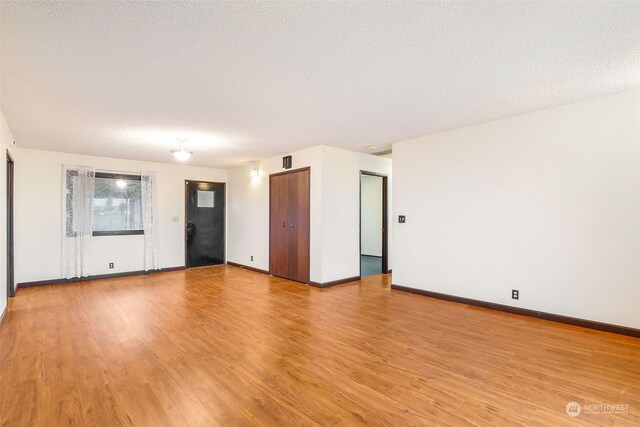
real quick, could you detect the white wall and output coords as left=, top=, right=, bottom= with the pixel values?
left=15, top=148, right=227, bottom=283
left=361, top=174, right=383, bottom=257
left=392, top=89, right=640, bottom=329
left=320, top=146, right=360, bottom=282
left=15, top=144, right=392, bottom=287
left=227, top=145, right=392, bottom=284
left=227, top=146, right=324, bottom=281
left=319, top=147, right=393, bottom=281
left=0, top=112, right=17, bottom=315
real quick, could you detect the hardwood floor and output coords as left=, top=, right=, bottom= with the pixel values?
left=1, top=266, right=639, bottom=426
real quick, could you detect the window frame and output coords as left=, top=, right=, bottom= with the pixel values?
left=92, top=172, right=144, bottom=237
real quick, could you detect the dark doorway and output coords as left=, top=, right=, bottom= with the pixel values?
left=360, top=171, right=388, bottom=277
left=185, top=180, right=225, bottom=268
left=6, top=151, right=14, bottom=298
left=269, top=167, right=310, bottom=283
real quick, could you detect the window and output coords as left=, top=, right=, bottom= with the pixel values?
left=197, top=190, right=215, bottom=208
left=92, top=172, right=143, bottom=236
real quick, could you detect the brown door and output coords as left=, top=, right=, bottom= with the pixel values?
left=270, top=173, right=289, bottom=278
left=269, top=168, right=310, bottom=283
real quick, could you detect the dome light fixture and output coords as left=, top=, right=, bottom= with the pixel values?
left=171, top=138, right=192, bottom=161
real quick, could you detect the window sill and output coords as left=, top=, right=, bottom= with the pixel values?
left=92, top=230, right=144, bottom=237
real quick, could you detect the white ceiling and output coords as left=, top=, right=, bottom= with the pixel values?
left=2, top=1, right=640, bottom=168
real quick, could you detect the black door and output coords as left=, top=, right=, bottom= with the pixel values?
left=6, top=151, right=14, bottom=298
left=185, top=181, right=225, bottom=268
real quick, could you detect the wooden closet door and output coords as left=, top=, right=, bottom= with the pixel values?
left=269, top=173, right=289, bottom=278
left=269, top=168, right=310, bottom=283
left=289, top=169, right=309, bottom=283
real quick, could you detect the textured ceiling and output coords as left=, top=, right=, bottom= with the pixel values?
left=2, top=1, right=640, bottom=168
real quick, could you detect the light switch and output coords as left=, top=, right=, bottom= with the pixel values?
left=172, top=216, right=179, bottom=223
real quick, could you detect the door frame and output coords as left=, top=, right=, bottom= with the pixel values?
left=268, top=167, right=311, bottom=283
left=184, top=180, right=226, bottom=268
left=6, top=151, right=14, bottom=298
left=359, top=171, right=388, bottom=275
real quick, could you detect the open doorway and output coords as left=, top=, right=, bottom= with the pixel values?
left=360, top=171, right=388, bottom=277
left=6, top=151, right=14, bottom=298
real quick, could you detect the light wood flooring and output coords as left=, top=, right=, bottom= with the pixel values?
left=1, top=266, right=639, bottom=426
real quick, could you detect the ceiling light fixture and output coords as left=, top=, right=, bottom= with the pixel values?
left=171, top=137, right=192, bottom=161
left=366, top=145, right=377, bottom=151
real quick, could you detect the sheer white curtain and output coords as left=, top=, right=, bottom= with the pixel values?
left=141, top=171, right=160, bottom=271
left=61, top=165, right=95, bottom=279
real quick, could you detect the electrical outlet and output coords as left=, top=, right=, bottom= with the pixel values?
left=399, top=215, right=406, bottom=223
left=512, top=289, right=519, bottom=300
left=109, top=262, right=114, bottom=269
left=250, top=255, right=254, bottom=262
